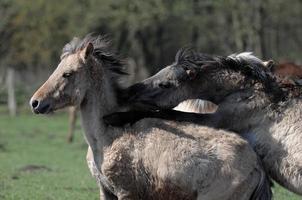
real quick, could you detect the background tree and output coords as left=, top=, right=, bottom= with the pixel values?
left=0, top=0, right=301, bottom=112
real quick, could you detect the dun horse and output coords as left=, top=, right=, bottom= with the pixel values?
left=174, top=61, right=302, bottom=114
left=106, top=50, right=302, bottom=195
left=159, top=61, right=302, bottom=115
left=30, top=35, right=270, bottom=200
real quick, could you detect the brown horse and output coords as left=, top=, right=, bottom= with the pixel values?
left=271, top=62, right=302, bottom=79
left=268, top=61, right=302, bottom=87
left=30, top=35, right=270, bottom=200
left=106, top=50, right=302, bottom=195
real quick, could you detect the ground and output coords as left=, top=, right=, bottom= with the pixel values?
left=0, top=107, right=300, bottom=200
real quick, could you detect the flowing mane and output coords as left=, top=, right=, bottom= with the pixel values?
left=61, top=33, right=127, bottom=76
left=60, top=34, right=128, bottom=95
left=175, top=49, right=286, bottom=102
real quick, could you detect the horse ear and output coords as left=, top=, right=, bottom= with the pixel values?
left=80, top=43, right=94, bottom=61
left=185, top=68, right=197, bottom=80
left=263, top=60, right=275, bottom=71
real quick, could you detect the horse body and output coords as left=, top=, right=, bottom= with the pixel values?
left=102, top=120, right=264, bottom=200
left=30, top=35, right=270, bottom=200
left=116, top=50, right=302, bottom=195
left=206, top=90, right=302, bottom=194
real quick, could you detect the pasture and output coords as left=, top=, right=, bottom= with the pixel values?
left=0, top=107, right=98, bottom=199
left=0, top=106, right=300, bottom=200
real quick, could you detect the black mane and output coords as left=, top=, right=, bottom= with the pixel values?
left=61, top=33, right=127, bottom=76
left=175, top=48, right=286, bottom=102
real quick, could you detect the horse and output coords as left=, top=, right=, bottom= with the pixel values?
left=171, top=61, right=302, bottom=115
left=30, top=35, right=271, bottom=200
left=267, top=61, right=302, bottom=87
left=173, top=61, right=302, bottom=114
left=105, top=49, right=302, bottom=195
left=270, top=62, right=302, bottom=79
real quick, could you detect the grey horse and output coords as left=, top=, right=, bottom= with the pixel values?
left=105, top=49, right=302, bottom=195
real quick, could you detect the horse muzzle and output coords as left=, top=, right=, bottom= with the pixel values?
left=30, top=98, right=52, bottom=114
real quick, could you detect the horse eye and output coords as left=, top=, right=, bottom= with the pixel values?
left=62, top=72, right=72, bottom=78
left=158, top=82, right=172, bottom=89
left=183, top=66, right=189, bottom=71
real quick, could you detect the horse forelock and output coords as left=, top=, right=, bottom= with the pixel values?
left=60, top=33, right=128, bottom=94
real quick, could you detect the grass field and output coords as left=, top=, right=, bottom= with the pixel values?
left=0, top=107, right=301, bottom=200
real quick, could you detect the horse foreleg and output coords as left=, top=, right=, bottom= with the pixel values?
left=86, top=147, right=117, bottom=200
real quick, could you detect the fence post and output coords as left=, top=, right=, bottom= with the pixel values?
left=6, top=67, right=17, bottom=116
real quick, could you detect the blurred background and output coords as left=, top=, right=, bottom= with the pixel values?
left=0, top=0, right=301, bottom=199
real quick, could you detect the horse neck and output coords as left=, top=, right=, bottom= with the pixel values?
left=252, top=99, right=302, bottom=193
left=215, top=89, right=273, bottom=147
left=226, top=89, right=294, bottom=140
left=80, top=71, right=118, bottom=163
left=202, top=88, right=302, bottom=193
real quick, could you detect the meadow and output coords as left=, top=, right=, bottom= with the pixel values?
left=0, top=107, right=300, bottom=200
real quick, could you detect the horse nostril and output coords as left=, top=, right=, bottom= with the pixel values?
left=31, top=100, right=39, bottom=108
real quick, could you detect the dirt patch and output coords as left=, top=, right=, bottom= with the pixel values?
left=11, top=165, right=52, bottom=180
left=11, top=175, right=19, bottom=180
left=47, top=133, right=56, bottom=140
left=0, top=143, right=7, bottom=152
left=18, top=165, right=52, bottom=173
left=55, top=186, right=97, bottom=192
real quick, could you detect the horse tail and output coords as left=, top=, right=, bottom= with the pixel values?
left=173, top=99, right=217, bottom=113
left=249, top=157, right=273, bottom=200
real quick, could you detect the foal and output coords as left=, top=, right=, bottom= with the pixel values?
left=106, top=50, right=302, bottom=195
left=30, top=35, right=270, bottom=200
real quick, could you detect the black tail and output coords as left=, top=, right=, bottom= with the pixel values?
left=249, top=157, right=273, bottom=200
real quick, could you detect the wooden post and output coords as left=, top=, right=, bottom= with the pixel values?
left=6, top=67, right=17, bottom=117
left=67, top=106, right=77, bottom=143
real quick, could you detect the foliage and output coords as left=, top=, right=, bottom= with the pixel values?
left=0, top=0, right=89, bottom=69
left=1, top=0, right=301, bottom=73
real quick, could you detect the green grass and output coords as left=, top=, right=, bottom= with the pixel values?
left=0, top=107, right=301, bottom=199
left=0, top=108, right=98, bottom=200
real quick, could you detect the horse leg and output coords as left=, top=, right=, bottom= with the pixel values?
left=100, top=186, right=117, bottom=200
left=86, top=147, right=117, bottom=200
left=86, top=147, right=107, bottom=200
left=227, top=165, right=272, bottom=200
